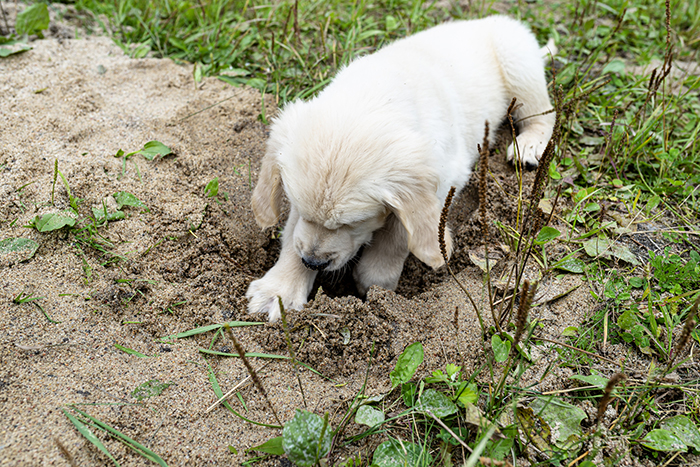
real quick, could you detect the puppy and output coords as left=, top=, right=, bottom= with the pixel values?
left=246, top=16, right=556, bottom=321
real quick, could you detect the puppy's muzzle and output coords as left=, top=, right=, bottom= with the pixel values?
left=301, top=256, right=331, bottom=271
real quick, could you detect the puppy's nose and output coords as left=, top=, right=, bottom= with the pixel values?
left=301, top=257, right=331, bottom=271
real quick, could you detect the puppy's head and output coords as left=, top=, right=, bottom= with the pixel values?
left=251, top=99, right=452, bottom=272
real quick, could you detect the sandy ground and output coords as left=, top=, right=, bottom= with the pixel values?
left=0, top=34, right=598, bottom=466
left=16, top=4, right=700, bottom=465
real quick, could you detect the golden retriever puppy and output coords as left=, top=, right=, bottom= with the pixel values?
left=247, top=16, right=556, bottom=321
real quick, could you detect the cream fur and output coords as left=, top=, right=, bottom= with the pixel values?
left=246, top=16, right=556, bottom=321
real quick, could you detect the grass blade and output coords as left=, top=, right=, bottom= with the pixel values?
left=199, top=349, right=332, bottom=381
left=114, top=343, right=150, bottom=357
left=69, top=407, right=169, bottom=466
left=62, top=408, right=120, bottom=467
left=158, top=321, right=264, bottom=342
left=205, top=361, right=282, bottom=428
left=199, top=349, right=289, bottom=359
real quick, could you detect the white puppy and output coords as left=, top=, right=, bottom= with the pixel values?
left=246, top=16, right=556, bottom=321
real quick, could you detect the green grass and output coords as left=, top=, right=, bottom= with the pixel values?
left=9, top=0, right=700, bottom=465
left=71, top=0, right=489, bottom=103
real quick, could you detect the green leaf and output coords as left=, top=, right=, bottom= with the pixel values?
left=0, top=41, right=32, bottom=57
left=248, top=436, right=285, bottom=456
left=390, top=342, right=424, bottom=389
left=282, top=410, right=332, bottom=467
left=401, top=382, right=417, bottom=407
left=602, top=59, right=626, bottom=75
left=640, top=429, right=687, bottom=452
left=92, top=207, right=125, bottom=223
left=218, top=75, right=247, bottom=87
left=491, top=335, right=510, bottom=363
left=193, top=63, right=203, bottom=83
left=580, top=135, right=604, bottom=146
left=16, top=3, right=50, bottom=37
left=113, top=192, right=149, bottom=211
left=132, top=43, right=150, bottom=59
left=617, top=309, right=639, bottom=330
left=569, top=374, right=608, bottom=389
left=220, top=68, right=249, bottom=78
left=610, top=243, right=640, bottom=265
left=583, top=237, right=610, bottom=258
left=372, top=439, right=432, bottom=467
left=131, top=380, right=172, bottom=401
left=385, top=15, right=399, bottom=31
left=583, top=237, right=639, bottom=265
left=416, top=389, right=458, bottom=418
left=660, top=415, right=700, bottom=451
left=535, top=226, right=561, bottom=245
left=456, top=383, right=479, bottom=406
left=530, top=398, right=586, bottom=449
left=31, top=211, right=78, bottom=232
left=424, top=369, right=448, bottom=384
left=646, top=195, right=661, bottom=214
left=445, top=363, right=460, bottom=380
left=62, top=408, right=120, bottom=466
left=205, top=178, right=219, bottom=198
left=0, top=237, right=39, bottom=262
left=355, top=405, right=385, bottom=427
left=552, top=257, right=585, bottom=274
left=127, top=141, right=172, bottom=161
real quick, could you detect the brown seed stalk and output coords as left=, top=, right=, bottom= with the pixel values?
left=224, top=324, right=282, bottom=426
left=479, top=121, right=490, bottom=245
left=439, top=186, right=456, bottom=264
left=279, top=297, right=307, bottom=408
left=597, top=372, right=627, bottom=427
left=603, top=110, right=620, bottom=179
left=669, top=296, right=699, bottom=366
left=511, top=280, right=537, bottom=355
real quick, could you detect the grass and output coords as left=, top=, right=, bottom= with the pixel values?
left=5, top=0, right=700, bottom=465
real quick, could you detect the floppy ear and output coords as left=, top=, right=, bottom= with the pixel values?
left=387, top=185, right=453, bottom=270
left=251, top=99, right=308, bottom=228
left=251, top=152, right=284, bottom=228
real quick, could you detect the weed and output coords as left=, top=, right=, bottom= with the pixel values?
left=13, top=291, right=60, bottom=323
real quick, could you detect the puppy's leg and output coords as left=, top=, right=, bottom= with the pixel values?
left=499, top=38, right=557, bottom=168
left=354, top=214, right=409, bottom=295
left=246, top=206, right=317, bottom=321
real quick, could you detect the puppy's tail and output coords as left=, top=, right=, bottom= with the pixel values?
left=540, top=38, right=557, bottom=60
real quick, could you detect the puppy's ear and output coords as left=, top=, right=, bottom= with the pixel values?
left=251, top=152, right=283, bottom=228
left=387, top=186, right=453, bottom=270
left=251, top=100, right=307, bottom=228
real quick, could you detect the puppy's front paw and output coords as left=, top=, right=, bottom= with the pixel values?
left=507, top=130, right=551, bottom=169
left=245, top=276, right=309, bottom=322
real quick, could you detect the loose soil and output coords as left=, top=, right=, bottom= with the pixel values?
left=1, top=18, right=618, bottom=467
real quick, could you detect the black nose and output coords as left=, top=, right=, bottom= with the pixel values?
left=301, top=257, right=331, bottom=271
left=525, top=161, right=539, bottom=171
